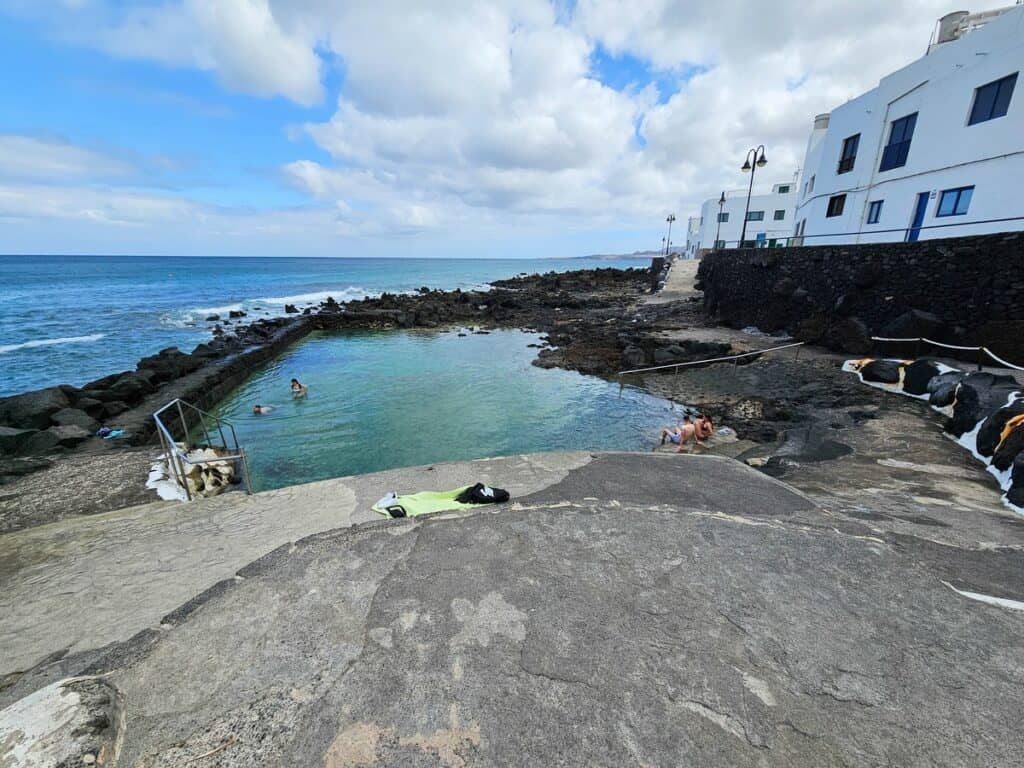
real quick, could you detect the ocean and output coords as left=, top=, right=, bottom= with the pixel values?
left=0, top=255, right=648, bottom=397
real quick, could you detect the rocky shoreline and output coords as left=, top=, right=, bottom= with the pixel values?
left=0, top=265, right=717, bottom=478
left=2, top=261, right=1019, bottom=534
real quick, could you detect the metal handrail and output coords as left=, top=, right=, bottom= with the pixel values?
left=618, top=341, right=805, bottom=376
left=153, top=398, right=251, bottom=500
left=711, top=214, right=1024, bottom=249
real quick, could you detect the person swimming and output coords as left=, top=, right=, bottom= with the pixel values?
left=253, top=404, right=273, bottom=414
left=290, top=378, right=308, bottom=396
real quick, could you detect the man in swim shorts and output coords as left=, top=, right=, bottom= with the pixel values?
left=661, top=416, right=697, bottom=449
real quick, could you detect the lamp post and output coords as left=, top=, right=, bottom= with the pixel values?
left=739, top=145, right=767, bottom=248
left=715, top=191, right=726, bottom=250
left=664, top=214, right=676, bottom=256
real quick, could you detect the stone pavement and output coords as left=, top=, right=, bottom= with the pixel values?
left=0, top=452, right=592, bottom=688
left=4, top=452, right=1023, bottom=767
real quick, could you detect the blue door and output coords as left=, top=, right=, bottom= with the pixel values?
left=907, top=192, right=929, bottom=241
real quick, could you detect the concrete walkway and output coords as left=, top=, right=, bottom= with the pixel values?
left=0, top=452, right=592, bottom=686
left=646, top=258, right=701, bottom=304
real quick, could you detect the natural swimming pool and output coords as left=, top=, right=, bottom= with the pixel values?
left=211, top=329, right=682, bottom=491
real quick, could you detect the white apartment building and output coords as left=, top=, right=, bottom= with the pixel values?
left=686, top=181, right=798, bottom=256
left=794, top=5, right=1024, bottom=245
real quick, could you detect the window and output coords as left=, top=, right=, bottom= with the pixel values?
left=826, top=194, right=846, bottom=217
left=866, top=200, right=883, bottom=224
left=699, top=216, right=703, bottom=225
left=746, top=210, right=764, bottom=221
left=773, top=209, right=786, bottom=220
left=714, top=239, right=726, bottom=249
left=717, top=212, right=729, bottom=223
left=777, top=185, right=791, bottom=194
left=969, top=73, right=1017, bottom=125
left=936, top=186, right=974, bottom=217
left=879, top=113, right=917, bottom=171
left=808, top=175, right=815, bottom=195
left=837, top=133, right=860, bottom=174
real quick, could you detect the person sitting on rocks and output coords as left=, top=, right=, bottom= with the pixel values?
left=694, top=415, right=714, bottom=445
left=661, top=416, right=697, bottom=450
left=253, top=404, right=273, bottom=414
left=290, top=378, right=308, bottom=396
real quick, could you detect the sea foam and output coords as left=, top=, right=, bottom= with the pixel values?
left=0, top=333, right=107, bottom=355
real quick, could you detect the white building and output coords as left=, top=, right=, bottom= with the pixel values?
left=686, top=181, right=798, bottom=256
left=794, top=5, right=1024, bottom=246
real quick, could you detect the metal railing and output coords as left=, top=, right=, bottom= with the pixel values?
left=618, top=341, right=805, bottom=377
left=153, top=398, right=251, bottom=501
left=711, top=215, right=1024, bottom=250
left=871, top=336, right=1024, bottom=372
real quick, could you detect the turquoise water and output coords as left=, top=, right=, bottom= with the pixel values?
left=0, top=255, right=646, bottom=396
left=211, top=329, right=679, bottom=491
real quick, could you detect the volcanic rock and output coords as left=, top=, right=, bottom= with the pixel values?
left=50, top=408, right=100, bottom=433
left=927, top=371, right=965, bottom=407
left=859, top=359, right=903, bottom=385
left=901, top=359, right=942, bottom=397
left=284, top=304, right=299, bottom=313
left=827, top=317, right=871, bottom=355
left=946, top=372, right=1021, bottom=437
left=229, top=310, right=246, bottom=319
left=0, top=426, right=37, bottom=455
left=0, top=387, right=71, bottom=430
left=880, top=309, right=945, bottom=341
left=976, top=400, right=1024, bottom=457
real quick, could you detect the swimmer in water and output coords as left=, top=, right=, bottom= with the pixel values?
left=290, top=378, right=308, bottom=396
left=253, top=404, right=273, bottom=415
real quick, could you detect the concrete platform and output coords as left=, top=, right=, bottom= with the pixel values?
left=3, top=452, right=1022, bottom=767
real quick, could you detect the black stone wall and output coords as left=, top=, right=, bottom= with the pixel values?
left=696, top=231, right=1024, bottom=360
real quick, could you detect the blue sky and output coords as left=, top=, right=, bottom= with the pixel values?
left=0, top=0, right=994, bottom=258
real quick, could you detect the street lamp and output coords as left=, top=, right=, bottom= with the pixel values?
left=715, top=191, right=726, bottom=250
left=739, top=145, right=767, bottom=248
left=664, top=214, right=676, bottom=256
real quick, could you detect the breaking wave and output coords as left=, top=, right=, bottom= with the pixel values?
left=0, top=333, right=107, bottom=355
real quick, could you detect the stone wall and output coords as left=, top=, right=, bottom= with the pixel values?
left=696, top=231, right=1024, bottom=360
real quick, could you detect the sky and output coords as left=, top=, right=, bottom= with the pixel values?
left=0, top=0, right=1012, bottom=258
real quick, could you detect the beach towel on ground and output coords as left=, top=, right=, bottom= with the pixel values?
left=372, top=484, right=509, bottom=518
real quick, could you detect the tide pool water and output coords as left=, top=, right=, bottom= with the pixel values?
left=211, top=329, right=680, bottom=491
left=0, top=255, right=646, bottom=396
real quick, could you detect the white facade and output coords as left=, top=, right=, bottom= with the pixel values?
left=687, top=181, right=798, bottom=255
left=795, top=5, right=1024, bottom=246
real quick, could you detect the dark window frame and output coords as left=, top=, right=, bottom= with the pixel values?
left=717, top=212, right=729, bottom=223
left=879, top=113, right=917, bottom=172
left=936, top=186, right=974, bottom=217
left=776, top=184, right=791, bottom=194
left=773, top=209, right=786, bottom=220
left=837, top=133, right=860, bottom=174
left=746, top=210, right=765, bottom=222
left=866, top=200, right=883, bottom=224
left=826, top=194, right=846, bottom=218
left=968, top=72, right=1018, bottom=125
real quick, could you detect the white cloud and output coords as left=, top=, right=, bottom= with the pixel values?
left=2, top=0, right=1015, bottom=254
left=0, top=135, right=134, bottom=182
left=94, top=0, right=323, bottom=105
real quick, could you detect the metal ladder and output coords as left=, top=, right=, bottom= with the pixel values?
left=153, top=398, right=252, bottom=501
